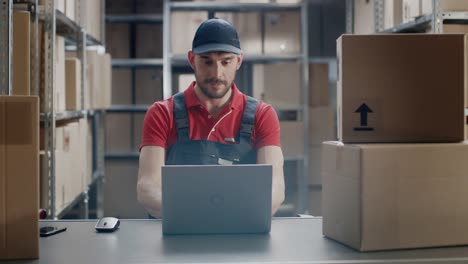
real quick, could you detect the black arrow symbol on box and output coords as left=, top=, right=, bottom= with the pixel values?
left=354, top=103, right=373, bottom=126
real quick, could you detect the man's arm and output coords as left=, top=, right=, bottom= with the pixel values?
left=257, top=145, right=285, bottom=216
left=137, top=146, right=165, bottom=218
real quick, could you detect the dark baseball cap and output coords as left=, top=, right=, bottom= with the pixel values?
left=192, top=18, right=241, bottom=55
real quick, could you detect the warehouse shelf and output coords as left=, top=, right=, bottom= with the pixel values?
left=106, top=152, right=139, bottom=160
left=170, top=2, right=301, bottom=12
left=40, top=110, right=87, bottom=122
left=106, top=14, right=163, bottom=24
left=2, top=0, right=107, bottom=219
left=56, top=171, right=104, bottom=219
left=112, top=58, right=164, bottom=68
left=381, top=14, right=432, bottom=33
left=170, top=54, right=302, bottom=67
left=107, top=104, right=151, bottom=113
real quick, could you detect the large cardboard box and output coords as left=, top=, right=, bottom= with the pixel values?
left=12, top=11, right=30, bottom=96
left=135, top=69, right=163, bottom=105
left=403, top=0, right=420, bottom=23
left=440, top=25, right=468, bottom=107
left=106, top=23, right=130, bottom=58
left=56, top=36, right=66, bottom=113
left=65, top=58, right=82, bottom=110
left=104, top=160, right=148, bottom=218
left=64, top=0, right=75, bottom=21
left=112, top=68, right=132, bottom=105
left=309, top=106, right=335, bottom=145
left=440, top=0, right=468, bottom=11
left=101, top=53, right=112, bottom=109
left=322, top=141, right=468, bottom=251
left=280, top=121, right=304, bottom=157
left=337, top=34, right=465, bottom=143
left=384, top=0, right=403, bottom=29
left=264, top=12, right=300, bottom=54
left=136, top=24, right=163, bottom=58
left=105, top=113, right=133, bottom=153
left=309, top=63, right=329, bottom=107
left=253, top=63, right=301, bottom=108
left=0, top=96, right=39, bottom=259
left=216, top=12, right=262, bottom=55
left=353, top=0, right=374, bottom=34
left=420, top=0, right=432, bottom=15
left=171, top=12, right=207, bottom=55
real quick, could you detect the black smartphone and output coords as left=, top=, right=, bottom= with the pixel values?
left=40, top=226, right=67, bottom=237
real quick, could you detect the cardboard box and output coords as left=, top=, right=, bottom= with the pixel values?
left=322, top=141, right=468, bottom=251
left=440, top=0, right=468, bottom=11
left=253, top=63, right=301, bottom=108
left=420, top=0, right=432, bottom=15
left=0, top=96, right=39, bottom=260
left=177, top=74, right=195, bottom=93
left=112, top=68, right=132, bottom=105
left=101, top=53, right=112, bottom=109
left=135, top=69, right=163, bottom=105
left=309, top=63, right=329, bottom=107
left=105, top=113, right=132, bottom=152
left=309, top=106, right=335, bottom=145
left=106, top=23, right=130, bottom=58
left=56, top=36, right=66, bottom=112
left=65, top=58, right=82, bottom=110
left=337, top=34, right=465, bottom=143
left=384, top=0, right=403, bottom=29
left=353, top=0, right=374, bottom=34
left=264, top=12, right=300, bottom=54
left=12, top=11, right=30, bottom=96
left=87, top=50, right=99, bottom=109
left=440, top=25, right=468, bottom=107
left=216, top=12, right=262, bottom=55
left=280, top=121, right=304, bottom=157
left=136, top=24, right=163, bottom=58
left=104, top=160, right=148, bottom=218
left=65, top=0, right=75, bottom=21
left=171, top=12, right=207, bottom=55
left=403, top=0, right=420, bottom=23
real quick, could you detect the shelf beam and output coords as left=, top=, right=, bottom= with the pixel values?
left=170, top=2, right=301, bottom=12
left=106, top=14, right=163, bottom=24
left=112, top=58, right=164, bottom=68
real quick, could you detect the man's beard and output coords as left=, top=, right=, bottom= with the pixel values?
left=196, top=77, right=233, bottom=99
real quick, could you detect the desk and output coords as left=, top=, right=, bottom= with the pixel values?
left=7, top=218, right=468, bottom=264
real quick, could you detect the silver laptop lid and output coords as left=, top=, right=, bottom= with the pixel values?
left=162, top=164, right=272, bottom=235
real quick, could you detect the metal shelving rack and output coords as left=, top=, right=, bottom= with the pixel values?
left=346, top=0, right=468, bottom=34
left=163, top=0, right=311, bottom=214
left=1, top=0, right=106, bottom=219
left=104, top=10, right=165, bottom=162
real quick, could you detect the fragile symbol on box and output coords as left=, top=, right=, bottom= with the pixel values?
left=353, top=103, right=374, bottom=131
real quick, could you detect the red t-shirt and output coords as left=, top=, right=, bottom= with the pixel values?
left=140, top=82, right=281, bottom=151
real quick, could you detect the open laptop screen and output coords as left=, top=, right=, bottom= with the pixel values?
left=162, top=164, right=272, bottom=235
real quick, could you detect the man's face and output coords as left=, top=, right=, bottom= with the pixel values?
left=189, top=51, right=243, bottom=99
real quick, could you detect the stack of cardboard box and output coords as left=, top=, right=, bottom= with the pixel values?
left=323, top=34, right=468, bottom=251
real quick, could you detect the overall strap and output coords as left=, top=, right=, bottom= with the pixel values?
left=173, top=92, right=190, bottom=141
left=238, top=96, right=258, bottom=142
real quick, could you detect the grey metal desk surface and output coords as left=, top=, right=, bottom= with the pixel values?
left=7, top=218, right=468, bottom=264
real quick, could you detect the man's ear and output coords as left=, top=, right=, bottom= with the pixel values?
left=188, top=50, right=195, bottom=70
left=236, top=52, right=244, bottom=70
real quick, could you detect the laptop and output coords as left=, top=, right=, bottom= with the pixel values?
left=162, top=164, right=272, bottom=235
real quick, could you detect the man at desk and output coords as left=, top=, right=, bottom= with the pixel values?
left=137, top=18, right=285, bottom=218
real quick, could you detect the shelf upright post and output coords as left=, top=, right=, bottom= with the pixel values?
left=163, top=0, right=172, bottom=99
left=374, top=0, right=384, bottom=32
left=433, top=0, right=442, bottom=33
left=299, top=0, right=310, bottom=214
left=43, top=0, right=56, bottom=219
left=30, top=0, right=39, bottom=96
left=345, top=0, right=354, bottom=34
left=0, top=0, right=12, bottom=95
